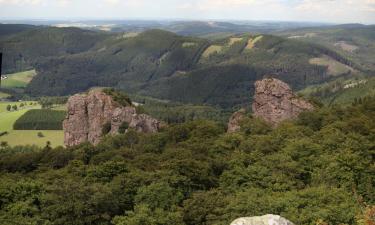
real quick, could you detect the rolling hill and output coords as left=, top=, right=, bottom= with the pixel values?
left=277, top=24, right=375, bottom=73
left=1, top=25, right=371, bottom=108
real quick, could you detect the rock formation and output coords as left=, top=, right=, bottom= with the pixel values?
left=230, top=214, right=294, bottom=225
left=227, top=109, right=246, bottom=133
left=63, top=89, right=161, bottom=147
left=252, top=78, right=314, bottom=126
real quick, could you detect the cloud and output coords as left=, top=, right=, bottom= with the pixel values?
left=105, top=0, right=120, bottom=4
left=0, top=0, right=42, bottom=5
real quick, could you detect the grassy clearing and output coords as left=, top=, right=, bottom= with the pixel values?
left=182, top=42, right=197, bottom=48
left=245, top=35, right=263, bottom=50
left=51, top=104, right=67, bottom=111
left=228, top=37, right=243, bottom=46
left=309, top=55, right=354, bottom=76
left=2, top=70, right=36, bottom=88
left=0, top=131, right=64, bottom=148
left=0, top=92, right=10, bottom=99
left=202, top=45, right=223, bottom=58
left=0, top=101, right=64, bottom=147
left=334, top=41, right=358, bottom=52
left=0, top=101, right=37, bottom=113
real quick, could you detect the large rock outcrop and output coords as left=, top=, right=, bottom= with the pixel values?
left=230, top=215, right=294, bottom=225
left=63, top=89, right=161, bottom=147
left=252, top=78, right=314, bottom=126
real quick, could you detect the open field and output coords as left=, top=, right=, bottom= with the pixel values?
left=0, top=101, right=64, bottom=147
left=309, top=55, right=354, bottom=76
left=245, top=35, right=263, bottom=49
left=182, top=42, right=197, bottom=48
left=228, top=37, right=243, bottom=46
left=202, top=45, right=223, bottom=58
left=1, top=70, right=36, bottom=88
left=0, top=92, right=10, bottom=99
left=0, top=101, right=37, bottom=113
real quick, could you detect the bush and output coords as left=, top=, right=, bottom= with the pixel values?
left=103, top=88, right=132, bottom=107
left=13, top=109, right=66, bottom=130
left=118, top=122, right=129, bottom=134
left=37, top=132, right=44, bottom=138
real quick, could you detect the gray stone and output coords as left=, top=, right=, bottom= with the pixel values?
left=230, top=215, right=294, bottom=225
left=63, top=89, right=161, bottom=147
left=252, top=78, right=314, bottom=126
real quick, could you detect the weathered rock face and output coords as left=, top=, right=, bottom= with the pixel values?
left=252, top=78, right=314, bottom=126
left=63, top=89, right=161, bottom=147
left=227, top=109, right=246, bottom=133
left=230, top=215, right=294, bottom=225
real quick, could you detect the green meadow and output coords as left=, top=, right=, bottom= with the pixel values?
left=0, top=101, right=64, bottom=147
left=1, top=70, right=37, bottom=88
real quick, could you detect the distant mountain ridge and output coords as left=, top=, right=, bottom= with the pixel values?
left=1, top=24, right=373, bottom=108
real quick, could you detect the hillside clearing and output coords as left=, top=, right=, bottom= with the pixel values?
left=182, top=42, right=197, bottom=48
left=334, top=41, right=359, bottom=52
left=0, top=92, right=10, bottom=99
left=202, top=45, right=223, bottom=58
left=245, top=35, right=263, bottom=50
left=309, top=55, right=354, bottom=76
left=1, top=70, right=36, bottom=88
left=228, top=37, right=243, bottom=46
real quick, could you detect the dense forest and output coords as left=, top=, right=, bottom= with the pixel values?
left=2, top=25, right=372, bottom=108
left=0, top=96, right=374, bottom=225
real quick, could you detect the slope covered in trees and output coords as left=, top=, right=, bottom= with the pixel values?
left=1, top=25, right=371, bottom=108
left=0, top=96, right=374, bottom=225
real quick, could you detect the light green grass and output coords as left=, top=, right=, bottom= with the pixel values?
left=228, top=37, right=243, bottom=46
left=2, top=70, right=36, bottom=88
left=0, top=101, right=37, bottom=113
left=51, top=104, right=67, bottom=111
left=202, top=45, right=223, bottom=58
left=0, top=130, right=64, bottom=148
left=182, top=42, right=197, bottom=48
left=245, top=35, right=263, bottom=50
left=0, top=92, right=10, bottom=99
left=0, top=101, right=64, bottom=147
left=309, top=55, right=353, bottom=76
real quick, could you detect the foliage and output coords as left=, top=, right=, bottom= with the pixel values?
left=103, top=88, right=132, bottom=107
left=118, top=122, right=129, bottom=134
left=13, top=109, right=66, bottom=130
left=0, top=26, right=364, bottom=109
left=0, top=97, right=374, bottom=225
left=39, top=96, right=68, bottom=109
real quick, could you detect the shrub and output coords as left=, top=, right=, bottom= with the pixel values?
left=118, top=122, right=129, bottom=134
left=103, top=88, right=132, bottom=107
left=37, top=132, right=44, bottom=138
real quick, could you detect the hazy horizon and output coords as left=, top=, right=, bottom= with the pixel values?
left=1, top=0, right=375, bottom=25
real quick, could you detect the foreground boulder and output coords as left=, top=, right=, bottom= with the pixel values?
left=252, top=78, right=314, bottom=126
left=63, top=89, right=161, bottom=147
left=230, top=215, right=294, bottom=225
left=227, top=109, right=246, bottom=133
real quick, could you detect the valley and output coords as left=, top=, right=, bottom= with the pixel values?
left=0, top=19, right=374, bottom=225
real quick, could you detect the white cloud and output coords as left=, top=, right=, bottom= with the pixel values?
left=0, top=0, right=42, bottom=5
left=105, top=0, right=119, bottom=4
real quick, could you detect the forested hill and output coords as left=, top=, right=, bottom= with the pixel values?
left=0, top=25, right=370, bottom=108
left=0, top=94, right=374, bottom=225
left=0, top=24, right=36, bottom=37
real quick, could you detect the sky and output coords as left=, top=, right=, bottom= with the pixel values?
left=0, top=0, right=375, bottom=24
